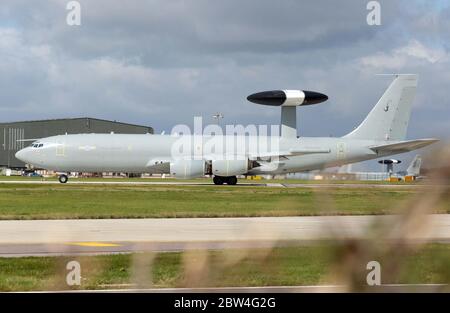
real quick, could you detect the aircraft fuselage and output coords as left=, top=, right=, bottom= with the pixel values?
left=15, top=133, right=390, bottom=175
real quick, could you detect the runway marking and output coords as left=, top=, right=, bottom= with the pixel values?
left=67, top=242, right=121, bottom=247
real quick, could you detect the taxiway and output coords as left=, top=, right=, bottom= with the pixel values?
left=0, top=215, right=448, bottom=257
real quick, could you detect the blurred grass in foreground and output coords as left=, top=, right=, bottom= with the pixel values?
left=0, top=244, right=448, bottom=291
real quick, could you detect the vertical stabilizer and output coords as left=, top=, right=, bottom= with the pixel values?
left=344, top=75, right=418, bottom=141
left=407, top=154, right=422, bottom=176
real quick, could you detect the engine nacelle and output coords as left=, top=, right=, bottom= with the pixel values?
left=170, top=160, right=206, bottom=179
left=212, top=159, right=250, bottom=177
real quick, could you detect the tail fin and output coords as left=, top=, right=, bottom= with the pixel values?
left=344, top=74, right=418, bottom=141
left=406, top=154, right=422, bottom=176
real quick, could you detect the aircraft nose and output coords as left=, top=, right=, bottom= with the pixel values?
left=15, top=148, right=30, bottom=163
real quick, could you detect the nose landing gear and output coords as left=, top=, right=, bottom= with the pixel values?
left=58, top=174, right=69, bottom=184
left=213, top=176, right=238, bottom=185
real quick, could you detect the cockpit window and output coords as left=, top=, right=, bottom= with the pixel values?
left=31, top=143, right=44, bottom=148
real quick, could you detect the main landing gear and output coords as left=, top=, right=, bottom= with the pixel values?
left=58, top=174, right=69, bottom=184
left=213, top=176, right=238, bottom=185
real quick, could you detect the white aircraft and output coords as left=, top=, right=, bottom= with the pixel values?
left=403, top=154, right=423, bottom=177
left=378, top=154, right=423, bottom=177
left=334, top=154, right=423, bottom=181
left=15, top=74, right=438, bottom=184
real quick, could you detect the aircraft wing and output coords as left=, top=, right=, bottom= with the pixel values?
left=249, top=148, right=331, bottom=160
left=370, top=139, right=439, bottom=154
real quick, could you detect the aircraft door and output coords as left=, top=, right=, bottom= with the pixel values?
left=337, top=142, right=346, bottom=160
left=56, top=142, right=65, bottom=156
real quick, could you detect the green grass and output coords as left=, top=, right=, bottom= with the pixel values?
left=0, top=183, right=448, bottom=219
left=0, top=244, right=448, bottom=291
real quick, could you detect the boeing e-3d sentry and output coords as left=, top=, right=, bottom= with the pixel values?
left=378, top=154, right=423, bottom=177
left=338, top=154, right=423, bottom=180
left=15, top=74, right=438, bottom=184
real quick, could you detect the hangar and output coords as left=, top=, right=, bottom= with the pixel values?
left=0, top=117, right=153, bottom=168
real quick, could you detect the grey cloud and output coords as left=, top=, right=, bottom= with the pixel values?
left=0, top=0, right=448, bottom=147
left=1, top=1, right=399, bottom=63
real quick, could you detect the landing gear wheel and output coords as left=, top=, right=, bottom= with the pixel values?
left=58, top=174, right=69, bottom=184
left=227, top=176, right=238, bottom=185
left=213, top=176, right=224, bottom=185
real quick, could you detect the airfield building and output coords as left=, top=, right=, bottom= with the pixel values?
left=0, top=118, right=153, bottom=168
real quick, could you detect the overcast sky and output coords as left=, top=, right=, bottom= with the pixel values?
left=0, top=0, right=449, bottom=169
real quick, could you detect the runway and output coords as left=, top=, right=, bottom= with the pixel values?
left=0, top=215, right=449, bottom=257
left=0, top=179, right=433, bottom=189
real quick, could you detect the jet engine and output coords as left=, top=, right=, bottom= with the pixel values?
left=211, top=159, right=254, bottom=177
left=170, top=160, right=206, bottom=179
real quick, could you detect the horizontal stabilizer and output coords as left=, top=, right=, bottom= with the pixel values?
left=370, top=139, right=439, bottom=154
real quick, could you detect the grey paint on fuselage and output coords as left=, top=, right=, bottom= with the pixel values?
left=16, top=133, right=388, bottom=175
